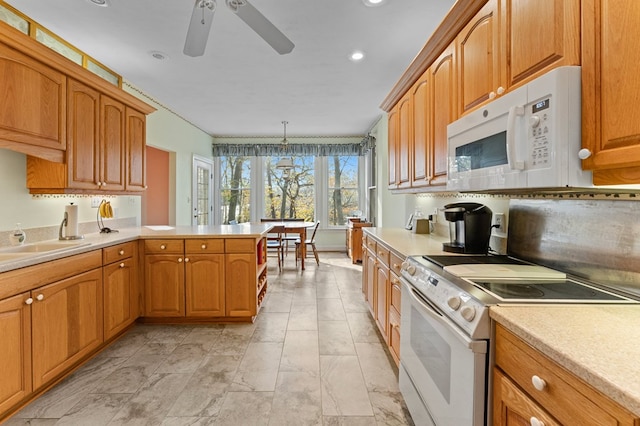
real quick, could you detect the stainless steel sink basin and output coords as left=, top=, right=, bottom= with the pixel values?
left=0, top=240, right=91, bottom=254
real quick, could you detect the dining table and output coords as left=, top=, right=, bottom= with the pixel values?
left=267, top=221, right=316, bottom=270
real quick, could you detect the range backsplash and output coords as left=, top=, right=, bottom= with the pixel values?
left=508, top=199, right=640, bottom=298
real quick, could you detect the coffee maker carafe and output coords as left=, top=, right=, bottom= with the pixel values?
left=442, top=202, right=493, bottom=254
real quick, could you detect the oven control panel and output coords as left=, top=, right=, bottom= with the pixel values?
left=401, top=259, right=490, bottom=339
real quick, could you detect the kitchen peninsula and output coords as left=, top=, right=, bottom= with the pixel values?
left=0, top=223, right=271, bottom=420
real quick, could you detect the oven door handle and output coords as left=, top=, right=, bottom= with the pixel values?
left=402, top=279, right=485, bottom=351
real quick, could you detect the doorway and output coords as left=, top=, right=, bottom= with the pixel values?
left=192, top=155, right=213, bottom=226
left=142, top=146, right=170, bottom=225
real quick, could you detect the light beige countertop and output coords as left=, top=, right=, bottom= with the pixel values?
left=491, top=305, right=640, bottom=416
left=0, top=223, right=272, bottom=273
left=363, top=227, right=449, bottom=257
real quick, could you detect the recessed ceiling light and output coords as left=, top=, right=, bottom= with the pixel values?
left=87, top=0, right=109, bottom=7
left=362, top=0, right=386, bottom=7
left=350, top=51, right=365, bottom=62
left=149, top=51, right=169, bottom=61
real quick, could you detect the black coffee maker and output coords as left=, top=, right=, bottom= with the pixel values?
left=442, top=202, right=493, bottom=254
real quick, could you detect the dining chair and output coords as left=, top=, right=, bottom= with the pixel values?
left=280, top=218, right=304, bottom=256
left=295, top=221, right=320, bottom=266
left=265, top=232, right=284, bottom=271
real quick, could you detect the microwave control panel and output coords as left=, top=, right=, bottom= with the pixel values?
left=527, top=97, right=552, bottom=169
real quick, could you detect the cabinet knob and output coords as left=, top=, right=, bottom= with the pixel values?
left=578, top=148, right=592, bottom=160
left=102, top=182, right=107, bottom=187
left=144, top=185, right=148, bottom=189
left=119, top=262, right=125, bottom=268
left=25, top=297, right=33, bottom=305
left=496, top=86, right=505, bottom=95
left=489, top=91, right=496, bottom=99
left=97, top=182, right=102, bottom=187
left=36, top=294, right=44, bottom=301
left=178, top=257, right=183, bottom=263
left=390, top=322, right=399, bottom=329
left=530, top=417, right=544, bottom=426
left=531, top=375, right=547, bottom=391
left=201, top=244, right=207, bottom=249
left=160, top=244, right=166, bottom=250
left=184, top=257, right=190, bottom=262
left=119, top=249, right=125, bottom=255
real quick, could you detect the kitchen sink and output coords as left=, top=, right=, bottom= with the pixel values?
left=0, top=240, right=91, bottom=254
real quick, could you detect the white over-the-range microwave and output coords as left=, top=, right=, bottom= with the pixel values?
left=447, top=66, right=592, bottom=192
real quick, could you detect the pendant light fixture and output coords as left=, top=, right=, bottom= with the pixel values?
left=276, top=120, right=294, bottom=172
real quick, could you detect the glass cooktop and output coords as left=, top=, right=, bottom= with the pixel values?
left=423, top=255, right=527, bottom=268
left=473, top=279, right=627, bottom=302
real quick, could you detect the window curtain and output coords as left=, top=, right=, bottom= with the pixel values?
left=212, top=135, right=375, bottom=157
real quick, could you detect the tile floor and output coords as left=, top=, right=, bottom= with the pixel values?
left=5, top=252, right=414, bottom=425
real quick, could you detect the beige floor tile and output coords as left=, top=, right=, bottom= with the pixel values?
left=320, top=355, right=373, bottom=416
left=288, top=302, right=319, bottom=331
left=317, top=298, right=347, bottom=321
left=230, top=342, right=283, bottom=391
left=211, top=391, right=273, bottom=426
left=280, top=330, right=320, bottom=374
left=318, top=320, right=357, bottom=356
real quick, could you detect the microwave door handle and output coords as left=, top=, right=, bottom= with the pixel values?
left=507, top=105, right=525, bottom=170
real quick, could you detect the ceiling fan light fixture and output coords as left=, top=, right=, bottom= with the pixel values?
left=362, top=0, right=386, bottom=7
left=149, top=51, right=169, bottom=60
left=87, top=0, right=109, bottom=7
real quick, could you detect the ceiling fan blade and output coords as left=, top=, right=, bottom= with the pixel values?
left=227, top=0, right=294, bottom=55
left=184, top=0, right=217, bottom=57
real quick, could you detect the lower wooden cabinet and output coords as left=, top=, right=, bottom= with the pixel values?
left=361, top=231, right=405, bottom=367
left=31, top=268, right=103, bottom=390
left=225, top=253, right=255, bottom=317
left=0, top=293, right=32, bottom=415
left=103, top=242, right=138, bottom=340
left=493, top=324, right=638, bottom=426
left=186, top=254, right=225, bottom=317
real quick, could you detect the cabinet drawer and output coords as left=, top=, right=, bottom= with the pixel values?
left=185, top=239, right=224, bottom=254
left=103, top=241, right=136, bottom=264
left=495, top=325, right=622, bottom=426
left=225, top=238, right=255, bottom=253
left=365, top=236, right=376, bottom=253
left=390, top=252, right=404, bottom=276
left=143, top=239, right=184, bottom=254
left=390, top=277, right=401, bottom=313
left=376, top=244, right=390, bottom=267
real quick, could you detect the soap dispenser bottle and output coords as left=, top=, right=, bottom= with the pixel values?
left=10, top=223, right=26, bottom=246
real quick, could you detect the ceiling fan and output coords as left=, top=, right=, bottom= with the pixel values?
left=184, top=0, right=295, bottom=57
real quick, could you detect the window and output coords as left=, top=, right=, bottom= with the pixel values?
left=219, top=156, right=251, bottom=224
left=264, top=156, right=315, bottom=220
left=327, top=155, right=360, bottom=226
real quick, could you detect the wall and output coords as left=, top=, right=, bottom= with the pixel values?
left=124, top=84, right=214, bottom=226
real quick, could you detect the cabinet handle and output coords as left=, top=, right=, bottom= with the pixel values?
left=178, top=258, right=183, bottom=263
left=378, top=251, right=384, bottom=256
left=578, top=148, right=592, bottom=160
left=97, top=182, right=102, bottom=187
left=25, top=297, right=33, bottom=305
left=160, top=244, right=166, bottom=250
left=36, top=294, right=44, bottom=301
left=119, top=249, right=125, bottom=255
left=184, top=257, right=190, bottom=262
left=531, top=375, right=547, bottom=391
left=496, top=86, right=505, bottom=95
left=119, top=262, right=125, bottom=268
left=102, top=182, right=107, bottom=187
left=489, top=91, right=496, bottom=99
left=201, top=244, right=207, bottom=249
left=529, top=417, right=544, bottom=426
left=390, top=322, right=400, bottom=329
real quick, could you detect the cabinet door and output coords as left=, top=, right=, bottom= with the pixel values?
left=502, top=0, right=580, bottom=89
left=0, top=42, right=66, bottom=152
left=493, top=369, right=561, bottom=426
left=430, top=43, right=457, bottom=186
left=0, top=293, right=31, bottom=414
left=397, top=93, right=412, bottom=189
left=100, top=95, right=126, bottom=191
left=31, top=268, right=103, bottom=390
left=104, top=258, right=136, bottom=340
left=411, top=71, right=430, bottom=187
left=144, top=255, right=185, bottom=317
left=185, top=254, right=225, bottom=317
left=125, top=107, right=147, bottom=192
left=67, top=79, right=100, bottom=190
left=225, top=253, right=255, bottom=317
left=387, top=105, right=399, bottom=189
left=457, top=0, right=500, bottom=115
left=375, top=262, right=389, bottom=343
left=582, top=0, right=640, bottom=183
left=365, top=249, right=376, bottom=315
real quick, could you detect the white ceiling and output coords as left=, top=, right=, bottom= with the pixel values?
left=6, top=0, right=455, bottom=137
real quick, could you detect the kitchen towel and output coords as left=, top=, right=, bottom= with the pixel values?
left=65, top=203, right=80, bottom=237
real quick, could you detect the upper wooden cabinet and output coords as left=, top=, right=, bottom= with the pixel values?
left=397, top=93, right=413, bottom=189
left=457, top=0, right=580, bottom=115
left=387, top=106, right=399, bottom=189
left=0, top=41, right=66, bottom=162
left=411, top=72, right=430, bottom=187
left=0, top=22, right=154, bottom=194
left=581, top=0, right=640, bottom=184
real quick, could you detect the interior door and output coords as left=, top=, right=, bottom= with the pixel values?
left=192, top=156, right=213, bottom=226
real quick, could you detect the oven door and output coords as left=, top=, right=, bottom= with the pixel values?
left=399, top=279, right=488, bottom=426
